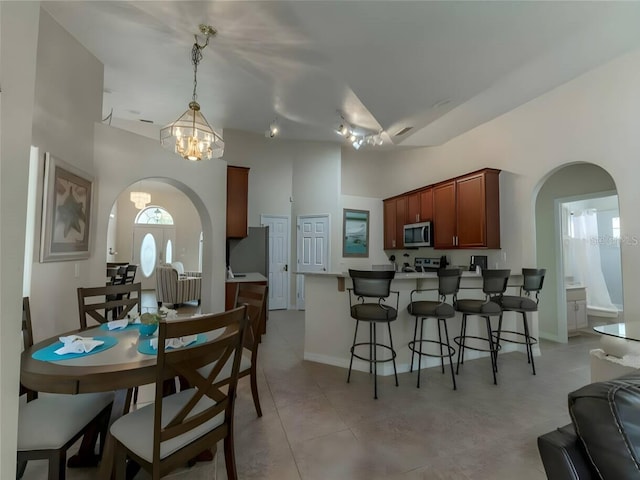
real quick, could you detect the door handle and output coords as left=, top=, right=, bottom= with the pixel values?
left=284, top=264, right=288, bottom=272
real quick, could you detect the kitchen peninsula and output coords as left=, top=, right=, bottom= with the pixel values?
left=303, top=270, right=538, bottom=376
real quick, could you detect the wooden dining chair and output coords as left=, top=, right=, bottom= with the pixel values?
left=77, top=282, right=141, bottom=329
left=17, top=297, right=114, bottom=480
left=110, top=305, right=249, bottom=480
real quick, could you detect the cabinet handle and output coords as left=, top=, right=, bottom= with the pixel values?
left=392, top=240, right=396, bottom=248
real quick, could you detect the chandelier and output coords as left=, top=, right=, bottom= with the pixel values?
left=160, top=24, right=224, bottom=161
left=130, top=191, right=151, bottom=209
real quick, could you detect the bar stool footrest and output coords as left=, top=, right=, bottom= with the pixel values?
left=453, top=335, right=501, bottom=353
left=408, top=340, right=455, bottom=359
left=351, top=342, right=397, bottom=364
left=494, top=330, right=538, bottom=346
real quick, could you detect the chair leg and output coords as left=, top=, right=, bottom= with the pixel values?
left=437, top=319, right=445, bottom=374
left=387, top=321, right=399, bottom=387
left=250, top=364, right=263, bottom=417
left=50, top=450, right=65, bottom=480
left=410, top=317, right=419, bottom=373
left=442, top=319, right=457, bottom=391
left=523, top=311, right=536, bottom=375
left=485, top=316, right=498, bottom=385
left=113, top=441, right=127, bottom=480
left=347, top=320, right=360, bottom=383
left=456, top=314, right=467, bottom=374
left=417, top=318, right=424, bottom=388
left=224, top=432, right=238, bottom=480
left=373, top=323, right=378, bottom=399
left=16, top=459, right=27, bottom=479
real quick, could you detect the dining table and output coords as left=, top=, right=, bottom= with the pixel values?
left=20, top=313, right=217, bottom=479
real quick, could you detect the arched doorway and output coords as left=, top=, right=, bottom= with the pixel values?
left=106, top=180, right=203, bottom=296
left=535, top=162, right=622, bottom=343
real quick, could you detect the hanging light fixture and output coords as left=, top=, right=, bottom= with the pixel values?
left=160, top=24, right=224, bottom=161
left=130, top=191, right=151, bottom=210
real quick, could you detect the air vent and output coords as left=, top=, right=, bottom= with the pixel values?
left=395, top=126, right=413, bottom=136
left=139, top=119, right=154, bottom=124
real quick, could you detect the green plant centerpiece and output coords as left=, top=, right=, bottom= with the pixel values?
left=139, top=312, right=163, bottom=336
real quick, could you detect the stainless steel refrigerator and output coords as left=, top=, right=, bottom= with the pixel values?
left=228, top=226, right=269, bottom=277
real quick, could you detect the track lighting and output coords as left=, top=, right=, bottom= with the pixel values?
left=265, top=120, right=280, bottom=138
left=336, top=112, right=384, bottom=149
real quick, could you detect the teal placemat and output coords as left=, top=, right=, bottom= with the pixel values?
left=99, top=322, right=140, bottom=332
left=138, top=334, right=207, bottom=355
left=32, top=336, right=118, bottom=362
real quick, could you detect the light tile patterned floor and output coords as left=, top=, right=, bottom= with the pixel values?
left=22, top=301, right=600, bottom=479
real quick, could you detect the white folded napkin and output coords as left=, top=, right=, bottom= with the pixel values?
left=55, top=335, right=104, bottom=355
left=149, top=335, right=198, bottom=351
left=106, top=319, right=129, bottom=330
left=159, top=306, right=178, bottom=319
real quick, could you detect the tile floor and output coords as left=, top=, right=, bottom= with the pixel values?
left=22, top=303, right=601, bottom=479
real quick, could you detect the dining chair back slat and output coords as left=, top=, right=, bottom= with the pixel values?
left=77, top=283, right=141, bottom=329
left=235, top=283, right=268, bottom=351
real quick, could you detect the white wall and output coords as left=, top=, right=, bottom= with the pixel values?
left=29, top=9, right=103, bottom=341
left=0, top=3, right=40, bottom=477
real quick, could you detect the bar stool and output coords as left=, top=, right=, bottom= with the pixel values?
left=347, top=269, right=399, bottom=399
left=454, top=269, right=510, bottom=385
left=494, top=268, right=546, bottom=375
left=407, top=268, right=462, bottom=390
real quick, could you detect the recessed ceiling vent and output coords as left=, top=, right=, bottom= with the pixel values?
left=395, top=126, right=413, bottom=136
left=139, top=119, right=154, bottom=124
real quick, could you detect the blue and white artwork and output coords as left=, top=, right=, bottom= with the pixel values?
left=343, top=209, right=369, bottom=257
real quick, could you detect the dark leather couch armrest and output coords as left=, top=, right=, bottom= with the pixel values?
left=538, top=424, right=597, bottom=480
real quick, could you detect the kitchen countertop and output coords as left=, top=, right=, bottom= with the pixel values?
left=226, top=272, right=268, bottom=283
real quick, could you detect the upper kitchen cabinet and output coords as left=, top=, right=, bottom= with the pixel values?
left=433, top=169, right=500, bottom=249
left=407, top=188, right=433, bottom=224
left=226, top=166, right=250, bottom=238
left=383, top=195, right=408, bottom=249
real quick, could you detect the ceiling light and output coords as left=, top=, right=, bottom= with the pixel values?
left=265, top=120, right=280, bottom=138
left=160, top=24, right=224, bottom=161
left=130, top=191, right=151, bottom=210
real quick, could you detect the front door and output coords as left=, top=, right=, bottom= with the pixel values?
left=296, top=215, right=330, bottom=309
left=133, top=226, right=176, bottom=290
left=261, top=215, right=290, bottom=310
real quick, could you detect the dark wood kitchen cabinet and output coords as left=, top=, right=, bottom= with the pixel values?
left=433, top=169, right=500, bottom=249
left=407, top=188, right=433, bottom=224
left=226, top=166, right=250, bottom=238
left=383, top=195, right=408, bottom=249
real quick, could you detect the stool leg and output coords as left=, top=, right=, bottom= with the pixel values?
left=523, top=311, right=536, bottom=375
left=493, top=314, right=502, bottom=372
left=347, top=319, right=360, bottom=383
left=456, top=314, right=467, bottom=374
left=437, top=319, right=445, bottom=374
left=388, top=321, right=399, bottom=387
left=410, top=317, right=419, bottom=373
left=442, top=319, right=457, bottom=390
left=373, top=322, right=378, bottom=399
left=485, top=316, right=498, bottom=385
left=369, top=322, right=374, bottom=374
left=417, top=318, right=424, bottom=388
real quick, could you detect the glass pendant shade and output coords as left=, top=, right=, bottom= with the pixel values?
left=160, top=101, right=224, bottom=161
left=130, top=191, right=151, bottom=210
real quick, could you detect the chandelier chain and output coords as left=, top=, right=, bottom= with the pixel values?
left=191, top=31, right=211, bottom=103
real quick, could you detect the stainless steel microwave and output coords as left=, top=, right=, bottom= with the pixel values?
left=403, top=221, right=432, bottom=247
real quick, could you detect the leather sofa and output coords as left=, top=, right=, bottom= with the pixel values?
left=538, top=372, right=640, bottom=479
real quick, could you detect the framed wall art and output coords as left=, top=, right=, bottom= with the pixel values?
left=343, top=208, right=369, bottom=257
left=40, top=153, right=93, bottom=262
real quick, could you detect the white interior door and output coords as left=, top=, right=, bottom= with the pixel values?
left=133, top=226, right=176, bottom=290
left=296, top=215, right=330, bottom=309
left=261, top=215, right=290, bottom=310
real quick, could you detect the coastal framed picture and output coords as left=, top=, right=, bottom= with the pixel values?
left=343, top=208, right=369, bottom=257
left=40, top=153, right=93, bottom=262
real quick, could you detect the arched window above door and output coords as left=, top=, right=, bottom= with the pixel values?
left=134, top=206, right=174, bottom=225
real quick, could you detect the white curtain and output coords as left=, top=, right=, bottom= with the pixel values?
left=565, top=210, right=616, bottom=312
